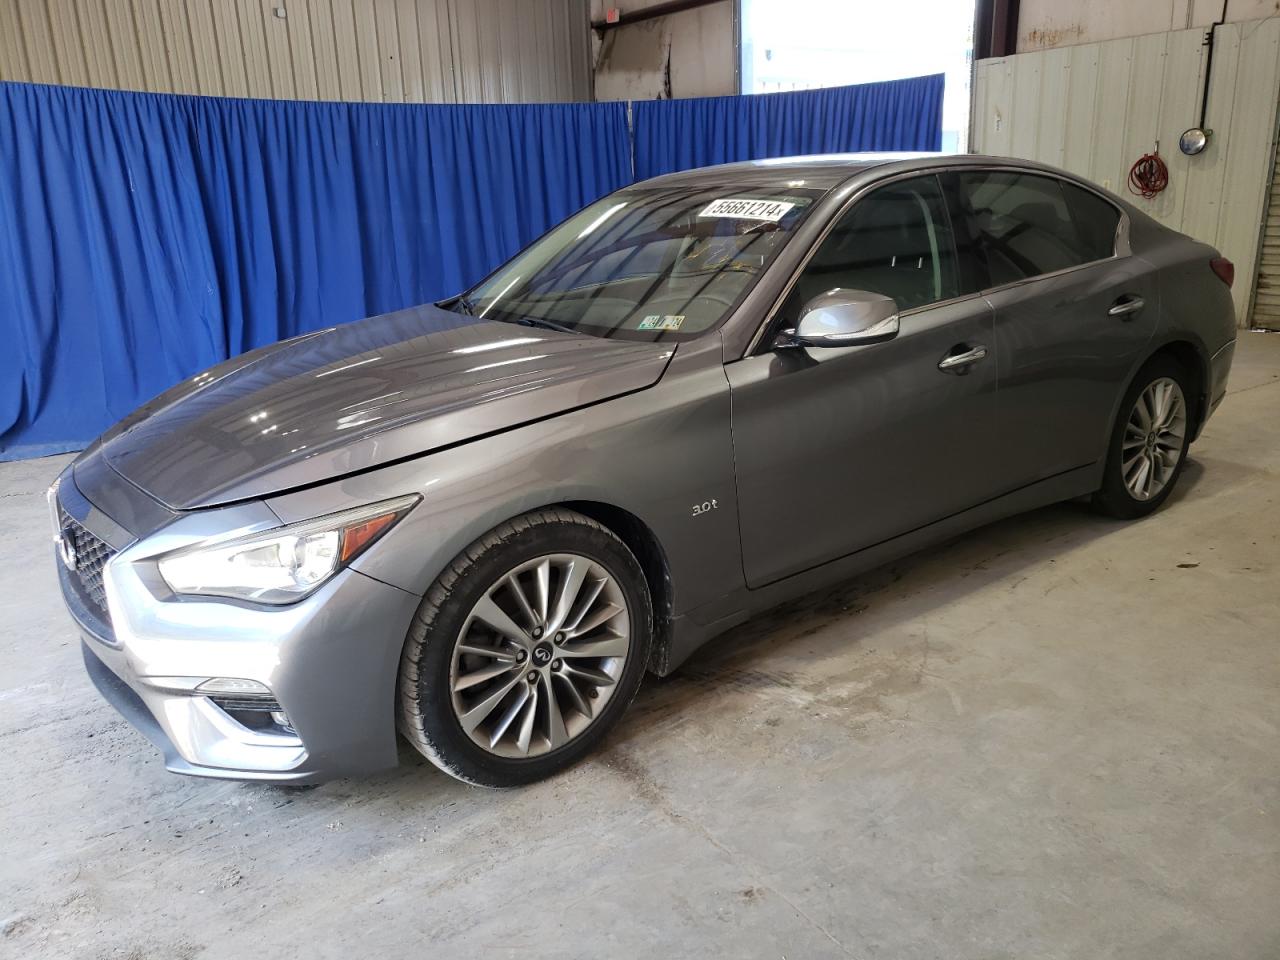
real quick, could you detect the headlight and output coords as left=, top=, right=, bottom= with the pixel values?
left=157, top=494, right=420, bottom=604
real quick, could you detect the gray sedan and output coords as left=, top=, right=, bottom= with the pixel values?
left=52, top=154, right=1237, bottom=786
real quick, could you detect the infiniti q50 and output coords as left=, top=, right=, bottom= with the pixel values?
left=51, top=154, right=1237, bottom=786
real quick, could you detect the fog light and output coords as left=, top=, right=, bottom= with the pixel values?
left=196, top=677, right=273, bottom=697
left=270, top=710, right=296, bottom=735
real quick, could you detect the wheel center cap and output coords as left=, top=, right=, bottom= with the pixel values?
left=531, top=642, right=554, bottom=666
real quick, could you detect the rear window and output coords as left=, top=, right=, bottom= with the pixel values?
left=960, top=172, right=1119, bottom=286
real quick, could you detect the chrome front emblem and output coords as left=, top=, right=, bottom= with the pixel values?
left=58, top=527, right=78, bottom=572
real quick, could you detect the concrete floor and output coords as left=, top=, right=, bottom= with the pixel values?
left=2, top=334, right=1278, bottom=960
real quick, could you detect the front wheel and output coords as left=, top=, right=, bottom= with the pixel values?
left=1093, top=356, right=1193, bottom=519
left=398, top=508, right=652, bottom=787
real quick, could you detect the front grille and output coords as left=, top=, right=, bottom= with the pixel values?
left=58, top=508, right=116, bottom=620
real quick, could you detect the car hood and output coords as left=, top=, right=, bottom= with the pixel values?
left=92, top=304, right=675, bottom=510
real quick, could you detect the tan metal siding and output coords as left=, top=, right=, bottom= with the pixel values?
left=17, top=0, right=59, bottom=84
left=133, top=0, right=173, bottom=92
left=75, top=1, right=121, bottom=88
left=45, top=0, right=91, bottom=86
left=973, top=18, right=1280, bottom=328
left=102, top=0, right=147, bottom=91
left=0, top=0, right=591, bottom=103
left=209, top=1, right=250, bottom=97
left=156, top=0, right=200, bottom=93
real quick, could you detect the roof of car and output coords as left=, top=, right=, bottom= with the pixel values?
left=631, top=153, right=1049, bottom=191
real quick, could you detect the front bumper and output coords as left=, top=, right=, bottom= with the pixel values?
left=58, top=471, right=421, bottom=784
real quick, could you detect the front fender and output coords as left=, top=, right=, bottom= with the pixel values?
left=265, top=341, right=743, bottom=622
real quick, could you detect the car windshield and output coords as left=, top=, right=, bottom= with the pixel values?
left=460, top=185, right=825, bottom=341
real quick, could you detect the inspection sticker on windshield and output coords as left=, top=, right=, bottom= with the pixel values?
left=698, top=198, right=795, bottom=222
left=638, top=314, right=684, bottom=330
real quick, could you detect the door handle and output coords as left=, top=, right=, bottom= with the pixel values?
left=1108, top=295, right=1145, bottom=319
left=938, top=344, right=988, bottom=373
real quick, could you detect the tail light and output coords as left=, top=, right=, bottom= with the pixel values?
left=1210, top=257, right=1234, bottom=288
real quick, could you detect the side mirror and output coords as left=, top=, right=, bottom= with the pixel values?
left=779, top=289, right=900, bottom=349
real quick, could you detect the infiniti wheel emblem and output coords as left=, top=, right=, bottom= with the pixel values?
left=532, top=643, right=552, bottom=665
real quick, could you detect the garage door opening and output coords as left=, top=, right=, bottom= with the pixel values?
left=739, top=0, right=976, bottom=153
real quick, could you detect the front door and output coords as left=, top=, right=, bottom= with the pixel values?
left=728, top=174, right=999, bottom=588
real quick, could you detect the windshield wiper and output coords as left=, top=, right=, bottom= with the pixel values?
left=453, top=294, right=476, bottom=316
left=513, top=316, right=581, bottom=336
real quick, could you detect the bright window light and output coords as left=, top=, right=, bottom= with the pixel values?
left=739, top=0, right=975, bottom=153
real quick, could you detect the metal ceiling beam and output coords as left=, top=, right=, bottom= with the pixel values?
left=590, top=0, right=726, bottom=32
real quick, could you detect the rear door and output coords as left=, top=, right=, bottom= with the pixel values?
left=952, top=170, right=1158, bottom=487
left=728, top=174, right=999, bottom=588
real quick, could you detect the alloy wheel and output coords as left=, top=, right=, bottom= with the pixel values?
left=1122, top=376, right=1186, bottom=501
left=448, top=553, right=631, bottom=759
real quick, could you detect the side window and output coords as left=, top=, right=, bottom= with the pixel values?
left=784, top=175, right=959, bottom=320
left=960, top=171, right=1118, bottom=286
left=1061, top=182, right=1121, bottom=262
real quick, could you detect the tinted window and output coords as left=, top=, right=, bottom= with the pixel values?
left=960, top=172, right=1118, bottom=285
left=784, top=175, right=959, bottom=318
left=1062, top=182, right=1121, bottom=262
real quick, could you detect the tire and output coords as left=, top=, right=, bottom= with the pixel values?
left=1092, top=355, right=1194, bottom=520
left=398, top=508, right=652, bottom=787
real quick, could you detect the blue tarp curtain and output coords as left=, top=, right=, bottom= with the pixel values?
left=632, top=75, right=945, bottom=179
left=0, top=74, right=942, bottom=459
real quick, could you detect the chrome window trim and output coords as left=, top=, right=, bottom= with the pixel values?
left=743, top=163, right=1132, bottom=357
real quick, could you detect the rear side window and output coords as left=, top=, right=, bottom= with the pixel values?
left=1061, top=182, right=1121, bottom=262
left=959, top=172, right=1118, bottom=286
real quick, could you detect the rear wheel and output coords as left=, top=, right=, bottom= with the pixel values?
left=398, top=508, right=652, bottom=786
left=1093, top=356, right=1192, bottom=519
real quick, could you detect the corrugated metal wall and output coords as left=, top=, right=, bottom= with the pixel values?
left=972, top=18, right=1280, bottom=327
left=0, top=0, right=593, bottom=103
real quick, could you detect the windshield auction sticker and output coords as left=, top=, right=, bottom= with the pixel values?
left=698, top=198, right=796, bottom=222
left=638, top=315, right=685, bottom=330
